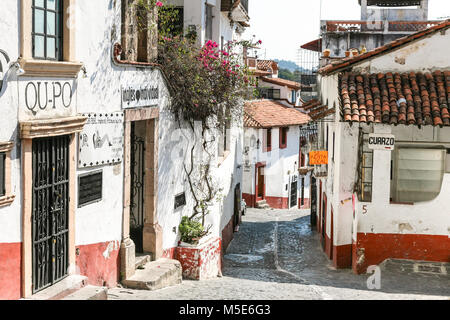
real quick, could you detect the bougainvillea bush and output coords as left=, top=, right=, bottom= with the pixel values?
left=139, top=1, right=260, bottom=243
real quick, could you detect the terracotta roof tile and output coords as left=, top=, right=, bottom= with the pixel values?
left=320, top=19, right=450, bottom=75
left=244, top=100, right=310, bottom=128
left=339, top=71, right=450, bottom=126
left=257, top=60, right=278, bottom=72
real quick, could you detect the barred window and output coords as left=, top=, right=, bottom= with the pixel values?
left=357, top=131, right=373, bottom=202
left=32, top=0, right=63, bottom=60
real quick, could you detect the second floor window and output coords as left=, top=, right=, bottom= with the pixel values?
left=205, top=4, right=213, bottom=41
left=266, top=128, right=272, bottom=152
left=280, top=127, right=288, bottom=149
left=32, top=0, right=63, bottom=60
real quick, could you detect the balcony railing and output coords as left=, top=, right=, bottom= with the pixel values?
left=323, top=20, right=442, bottom=34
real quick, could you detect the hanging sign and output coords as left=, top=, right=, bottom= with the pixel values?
left=121, top=84, right=159, bottom=109
left=78, top=113, right=124, bottom=168
left=368, top=133, right=395, bottom=151
left=309, top=151, right=328, bottom=165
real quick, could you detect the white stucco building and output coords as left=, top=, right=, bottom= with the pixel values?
left=242, top=100, right=310, bottom=209
left=315, top=20, right=450, bottom=273
left=0, top=0, right=250, bottom=300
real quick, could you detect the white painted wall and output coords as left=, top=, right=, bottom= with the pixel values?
left=353, top=28, right=450, bottom=73
left=0, top=0, right=245, bottom=253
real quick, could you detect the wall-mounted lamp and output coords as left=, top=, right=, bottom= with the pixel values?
left=80, top=65, right=88, bottom=78
left=11, top=62, right=25, bottom=76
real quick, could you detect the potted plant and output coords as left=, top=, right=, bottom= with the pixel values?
left=323, top=49, right=331, bottom=58
left=345, top=50, right=351, bottom=58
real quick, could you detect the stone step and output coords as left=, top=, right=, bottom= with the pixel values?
left=62, top=286, right=108, bottom=300
left=135, top=254, right=152, bottom=270
left=24, top=275, right=88, bottom=300
left=379, top=259, right=450, bottom=276
left=122, top=258, right=182, bottom=291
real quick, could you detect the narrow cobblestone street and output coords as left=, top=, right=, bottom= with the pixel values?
left=108, top=209, right=450, bottom=300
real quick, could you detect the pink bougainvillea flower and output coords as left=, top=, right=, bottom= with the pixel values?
left=257, top=40, right=262, bottom=44
left=156, top=1, right=163, bottom=7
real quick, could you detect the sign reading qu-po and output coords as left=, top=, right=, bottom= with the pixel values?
left=309, top=151, right=328, bottom=165
left=25, top=81, right=73, bottom=111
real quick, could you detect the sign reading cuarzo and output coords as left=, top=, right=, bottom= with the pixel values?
left=19, top=80, right=76, bottom=121
left=368, top=133, right=395, bottom=151
left=121, top=85, right=159, bottom=109
left=78, top=113, right=124, bottom=168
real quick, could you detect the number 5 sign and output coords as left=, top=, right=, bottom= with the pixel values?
left=309, top=151, right=328, bottom=165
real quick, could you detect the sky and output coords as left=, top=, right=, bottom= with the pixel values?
left=242, top=0, right=450, bottom=63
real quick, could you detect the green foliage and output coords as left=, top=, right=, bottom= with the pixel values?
left=278, top=68, right=296, bottom=81
left=179, top=216, right=209, bottom=244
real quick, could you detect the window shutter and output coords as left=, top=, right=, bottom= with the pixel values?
left=392, top=148, right=445, bottom=203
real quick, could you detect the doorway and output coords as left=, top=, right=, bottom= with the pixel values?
left=321, top=193, right=327, bottom=250
left=310, top=177, right=317, bottom=230
left=129, top=121, right=146, bottom=253
left=233, top=183, right=242, bottom=232
left=255, top=164, right=265, bottom=204
left=32, top=135, right=70, bottom=293
left=289, top=175, right=298, bottom=208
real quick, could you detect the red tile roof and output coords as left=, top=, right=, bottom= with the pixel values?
left=260, top=77, right=302, bottom=90
left=339, top=71, right=450, bottom=126
left=320, top=19, right=450, bottom=75
left=244, top=100, right=310, bottom=128
left=257, top=60, right=279, bottom=72
left=299, top=99, right=336, bottom=121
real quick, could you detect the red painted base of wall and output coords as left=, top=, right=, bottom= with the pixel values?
left=352, top=233, right=450, bottom=274
left=265, top=196, right=289, bottom=209
left=221, top=217, right=234, bottom=254
left=242, top=193, right=255, bottom=208
left=298, top=198, right=310, bottom=209
left=333, top=244, right=352, bottom=269
left=175, top=237, right=222, bottom=280
left=162, top=248, right=176, bottom=259
left=76, top=241, right=120, bottom=288
left=0, top=242, right=21, bottom=300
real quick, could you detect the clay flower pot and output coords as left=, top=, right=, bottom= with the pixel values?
left=345, top=50, right=351, bottom=57
left=323, top=49, right=331, bottom=58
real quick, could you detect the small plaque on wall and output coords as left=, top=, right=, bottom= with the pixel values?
left=78, top=171, right=103, bottom=207
left=174, top=192, right=186, bottom=210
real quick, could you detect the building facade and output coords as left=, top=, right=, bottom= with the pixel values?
left=0, top=0, right=250, bottom=300
left=315, top=20, right=450, bottom=273
left=242, top=100, right=310, bottom=209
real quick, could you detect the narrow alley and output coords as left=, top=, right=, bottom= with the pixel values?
left=108, top=209, right=450, bottom=300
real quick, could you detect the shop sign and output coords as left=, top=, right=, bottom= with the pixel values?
left=309, top=151, right=328, bottom=165
left=78, top=113, right=124, bottom=168
left=19, top=80, right=76, bottom=120
left=121, top=84, right=159, bottom=109
left=368, top=133, right=395, bottom=151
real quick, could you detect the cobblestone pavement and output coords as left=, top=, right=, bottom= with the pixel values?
left=108, top=209, right=450, bottom=300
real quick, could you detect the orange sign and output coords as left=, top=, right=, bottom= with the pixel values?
left=309, top=151, right=328, bottom=165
